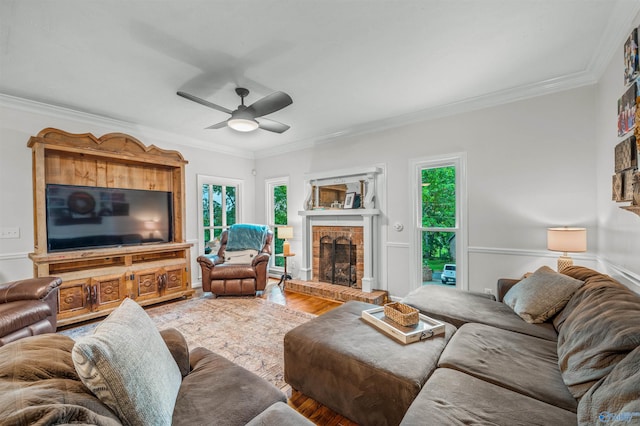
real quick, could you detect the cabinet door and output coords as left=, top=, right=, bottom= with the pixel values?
left=58, top=278, right=92, bottom=320
left=135, top=268, right=162, bottom=301
left=163, top=264, right=188, bottom=295
left=91, top=274, right=127, bottom=312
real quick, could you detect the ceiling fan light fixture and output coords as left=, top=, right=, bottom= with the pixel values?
left=228, top=117, right=259, bottom=132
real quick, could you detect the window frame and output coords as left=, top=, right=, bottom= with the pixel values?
left=265, top=176, right=289, bottom=271
left=197, top=174, right=244, bottom=256
left=410, top=153, right=468, bottom=291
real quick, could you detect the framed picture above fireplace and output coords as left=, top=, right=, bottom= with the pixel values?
left=344, top=192, right=356, bottom=209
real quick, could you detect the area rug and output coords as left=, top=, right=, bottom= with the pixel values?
left=58, top=296, right=316, bottom=390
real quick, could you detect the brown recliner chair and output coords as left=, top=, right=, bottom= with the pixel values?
left=0, top=276, right=62, bottom=346
left=197, top=226, right=273, bottom=297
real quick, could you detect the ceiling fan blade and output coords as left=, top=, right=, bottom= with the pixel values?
left=246, top=91, right=292, bottom=118
left=257, top=118, right=290, bottom=133
left=205, top=120, right=228, bottom=129
left=177, top=91, right=232, bottom=114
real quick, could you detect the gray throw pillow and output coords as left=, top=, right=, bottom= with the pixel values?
left=72, top=298, right=182, bottom=426
left=503, top=266, right=584, bottom=323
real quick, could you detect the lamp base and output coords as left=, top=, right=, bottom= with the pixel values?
left=283, top=240, right=291, bottom=256
left=557, top=255, right=574, bottom=273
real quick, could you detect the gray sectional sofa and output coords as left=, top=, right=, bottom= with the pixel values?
left=402, top=265, right=640, bottom=425
left=0, top=300, right=313, bottom=426
left=285, top=265, right=640, bottom=425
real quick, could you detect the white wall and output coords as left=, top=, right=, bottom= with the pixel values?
left=255, top=87, right=600, bottom=298
left=4, top=20, right=640, bottom=296
left=0, top=100, right=256, bottom=284
left=594, top=13, right=640, bottom=290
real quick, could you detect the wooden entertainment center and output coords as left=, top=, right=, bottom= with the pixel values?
left=28, top=128, right=194, bottom=327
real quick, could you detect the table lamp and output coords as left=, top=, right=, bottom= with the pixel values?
left=278, top=226, right=294, bottom=256
left=547, top=227, right=587, bottom=272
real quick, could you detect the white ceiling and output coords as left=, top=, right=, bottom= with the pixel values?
left=1, top=1, right=639, bottom=158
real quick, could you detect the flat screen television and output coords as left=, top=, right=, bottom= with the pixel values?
left=45, top=184, right=173, bottom=252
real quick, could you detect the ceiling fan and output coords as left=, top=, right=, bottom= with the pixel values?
left=177, top=88, right=293, bottom=133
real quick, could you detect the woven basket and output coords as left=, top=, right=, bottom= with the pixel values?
left=384, top=302, right=419, bottom=326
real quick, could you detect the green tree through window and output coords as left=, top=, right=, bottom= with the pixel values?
left=421, top=166, right=456, bottom=276
left=202, top=183, right=237, bottom=254
left=273, top=185, right=287, bottom=267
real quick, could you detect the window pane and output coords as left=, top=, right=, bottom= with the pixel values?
left=273, top=185, right=287, bottom=267
left=226, top=186, right=236, bottom=226
left=421, top=166, right=456, bottom=228
left=422, top=230, right=456, bottom=284
left=274, top=185, right=288, bottom=225
left=202, top=185, right=210, bottom=227
left=212, top=185, right=222, bottom=226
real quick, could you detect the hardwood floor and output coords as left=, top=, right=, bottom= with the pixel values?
left=261, top=281, right=359, bottom=426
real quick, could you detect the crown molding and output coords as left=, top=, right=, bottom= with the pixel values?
left=588, top=1, right=640, bottom=79
left=0, top=93, right=255, bottom=160
left=256, top=4, right=640, bottom=160
left=254, top=69, right=598, bottom=159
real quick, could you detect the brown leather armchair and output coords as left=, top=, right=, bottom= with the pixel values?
left=197, top=227, right=273, bottom=296
left=0, top=276, right=62, bottom=346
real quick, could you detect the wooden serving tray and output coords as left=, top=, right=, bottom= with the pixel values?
left=361, top=306, right=446, bottom=344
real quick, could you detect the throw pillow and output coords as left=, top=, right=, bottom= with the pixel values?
left=503, top=265, right=584, bottom=323
left=71, top=298, right=182, bottom=426
left=225, top=249, right=259, bottom=264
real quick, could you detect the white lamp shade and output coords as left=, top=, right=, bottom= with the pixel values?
left=277, top=226, right=294, bottom=240
left=547, top=227, right=587, bottom=253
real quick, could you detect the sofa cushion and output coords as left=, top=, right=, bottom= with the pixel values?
left=578, top=345, right=640, bottom=425
left=503, top=266, right=584, bottom=323
left=159, top=327, right=190, bottom=377
left=400, top=368, right=576, bottom=425
left=402, top=285, right=558, bottom=341
left=553, top=267, right=640, bottom=399
left=72, top=298, right=182, bottom=426
left=172, top=347, right=286, bottom=426
left=0, top=334, right=120, bottom=426
left=438, top=323, right=577, bottom=412
left=224, top=249, right=259, bottom=264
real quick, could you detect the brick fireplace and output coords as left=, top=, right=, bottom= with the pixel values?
left=313, top=225, right=364, bottom=288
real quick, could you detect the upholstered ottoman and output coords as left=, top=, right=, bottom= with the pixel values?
left=284, top=300, right=456, bottom=426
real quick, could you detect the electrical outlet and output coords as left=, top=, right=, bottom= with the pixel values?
left=484, top=288, right=493, bottom=295
left=0, top=227, right=20, bottom=239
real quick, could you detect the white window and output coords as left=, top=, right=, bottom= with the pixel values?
left=265, top=177, right=289, bottom=269
left=411, top=153, right=467, bottom=290
left=197, top=175, right=243, bottom=256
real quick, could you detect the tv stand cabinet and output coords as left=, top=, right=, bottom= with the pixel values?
left=28, top=128, right=194, bottom=327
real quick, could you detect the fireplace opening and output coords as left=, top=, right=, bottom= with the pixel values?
left=319, top=235, right=356, bottom=286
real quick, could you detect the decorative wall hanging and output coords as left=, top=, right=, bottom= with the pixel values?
left=614, top=27, right=640, bottom=217
left=617, top=83, right=637, bottom=137
left=624, top=28, right=638, bottom=85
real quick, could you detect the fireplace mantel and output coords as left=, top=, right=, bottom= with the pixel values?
left=299, top=209, right=380, bottom=217
left=298, top=167, right=383, bottom=293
